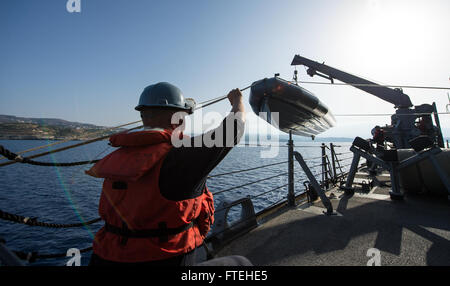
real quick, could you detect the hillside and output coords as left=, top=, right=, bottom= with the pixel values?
left=0, top=114, right=119, bottom=140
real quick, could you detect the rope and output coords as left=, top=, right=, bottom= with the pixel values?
left=0, top=125, right=143, bottom=168
left=0, top=209, right=101, bottom=228
left=0, top=139, right=72, bottom=162
left=0, top=145, right=101, bottom=167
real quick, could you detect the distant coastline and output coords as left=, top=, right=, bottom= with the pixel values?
left=0, top=114, right=121, bottom=140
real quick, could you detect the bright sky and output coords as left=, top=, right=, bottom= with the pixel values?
left=1, top=0, right=449, bottom=138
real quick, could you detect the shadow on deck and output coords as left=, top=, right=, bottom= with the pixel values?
left=215, top=188, right=450, bottom=266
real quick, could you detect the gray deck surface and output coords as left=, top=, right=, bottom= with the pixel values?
left=215, top=182, right=450, bottom=266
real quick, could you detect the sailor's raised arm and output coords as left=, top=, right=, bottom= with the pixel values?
left=227, top=88, right=246, bottom=124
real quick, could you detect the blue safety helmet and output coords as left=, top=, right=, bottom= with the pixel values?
left=135, top=82, right=195, bottom=114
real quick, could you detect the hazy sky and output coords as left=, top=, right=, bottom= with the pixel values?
left=1, top=0, right=449, bottom=138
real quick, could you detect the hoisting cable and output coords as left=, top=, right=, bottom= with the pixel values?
left=0, top=85, right=254, bottom=168
left=295, top=80, right=450, bottom=91
left=194, top=85, right=252, bottom=110
left=334, top=112, right=450, bottom=117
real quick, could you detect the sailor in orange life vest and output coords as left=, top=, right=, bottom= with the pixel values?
left=86, top=82, right=246, bottom=266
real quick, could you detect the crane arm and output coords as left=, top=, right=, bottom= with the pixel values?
left=291, top=55, right=413, bottom=108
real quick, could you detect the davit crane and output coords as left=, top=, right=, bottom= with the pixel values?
left=291, top=55, right=445, bottom=149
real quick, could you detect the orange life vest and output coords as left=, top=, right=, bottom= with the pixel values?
left=86, top=129, right=215, bottom=263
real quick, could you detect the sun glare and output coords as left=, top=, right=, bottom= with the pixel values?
left=335, top=0, right=448, bottom=77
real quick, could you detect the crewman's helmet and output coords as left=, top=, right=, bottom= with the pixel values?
left=135, top=82, right=195, bottom=114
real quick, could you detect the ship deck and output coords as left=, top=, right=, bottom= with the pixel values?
left=214, top=172, right=450, bottom=266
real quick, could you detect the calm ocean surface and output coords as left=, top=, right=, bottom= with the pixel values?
left=0, top=139, right=352, bottom=266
